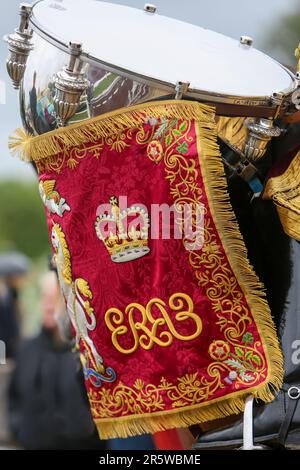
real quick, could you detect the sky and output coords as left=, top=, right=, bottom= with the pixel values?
left=0, top=0, right=298, bottom=180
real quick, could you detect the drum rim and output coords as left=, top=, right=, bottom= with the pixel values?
left=29, top=0, right=296, bottom=116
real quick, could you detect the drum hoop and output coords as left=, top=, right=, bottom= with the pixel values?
left=29, top=1, right=296, bottom=118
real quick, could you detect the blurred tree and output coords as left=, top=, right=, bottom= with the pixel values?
left=263, top=0, right=300, bottom=67
left=0, top=180, right=49, bottom=258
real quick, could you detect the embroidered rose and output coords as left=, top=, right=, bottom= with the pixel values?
left=147, top=140, right=163, bottom=164
left=208, top=340, right=230, bottom=361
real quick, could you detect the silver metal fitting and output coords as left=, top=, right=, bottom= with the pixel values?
left=291, top=76, right=300, bottom=110
left=271, top=91, right=285, bottom=107
left=271, top=90, right=287, bottom=120
left=288, top=386, right=300, bottom=400
left=292, top=89, right=300, bottom=110
left=144, top=3, right=157, bottom=13
left=175, top=81, right=190, bottom=100
left=239, top=36, right=253, bottom=48
left=244, top=118, right=282, bottom=161
left=53, top=42, right=90, bottom=127
left=4, top=3, right=34, bottom=89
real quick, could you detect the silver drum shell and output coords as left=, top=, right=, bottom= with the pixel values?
left=20, top=33, right=170, bottom=136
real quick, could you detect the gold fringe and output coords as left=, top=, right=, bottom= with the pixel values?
left=195, top=119, right=283, bottom=401
left=264, top=150, right=300, bottom=241
left=95, top=395, right=249, bottom=440
left=264, top=150, right=300, bottom=198
left=216, top=116, right=248, bottom=154
left=8, top=128, right=35, bottom=162
left=8, top=100, right=214, bottom=163
left=93, top=105, right=283, bottom=440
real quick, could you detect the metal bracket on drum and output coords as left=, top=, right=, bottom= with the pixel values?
left=53, top=42, right=90, bottom=127
left=291, top=72, right=300, bottom=110
left=239, top=35, right=254, bottom=49
left=175, top=81, right=190, bottom=100
left=244, top=92, right=284, bottom=162
left=4, top=3, right=34, bottom=90
left=244, top=117, right=282, bottom=161
left=222, top=146, right=263, bottom=196
left=144, top=4, right=157, bottom=13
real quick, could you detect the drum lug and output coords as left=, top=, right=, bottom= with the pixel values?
left=239, top=36, right=253, bottom=48
left=53, top=42, right=90, bottom=127
left=244, top=117, right=282, bottom=161
left=295, top=42, right=300, bottom=72
left=291, top=72, right=300, bottom=111
left=3, top=3, right=34, bottom=90
left=175, top=81, right=190, bottom=100
left=144, top=3, right=157, bottom=13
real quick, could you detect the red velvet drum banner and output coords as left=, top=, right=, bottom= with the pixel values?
left=10, top=100, right=283, bottom=439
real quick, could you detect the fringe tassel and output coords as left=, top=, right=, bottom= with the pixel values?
left=215, top=116, right=248, bottom=155
left=95, top=395, right=250, bottom=440
left=8, top=100, right=214, bottom=163
left=195, top=119, right=284, bottom=401
left=8, top=128, right=34, bottom=162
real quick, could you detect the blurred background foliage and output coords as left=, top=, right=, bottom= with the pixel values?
left=0, top=180, right=49, bottom=258
left=0, top=180, right=49, bottom=336
left=263, top=0, right=300, bottom=66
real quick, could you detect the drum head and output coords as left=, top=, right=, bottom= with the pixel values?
left=31, top=0, right=294, bottom=98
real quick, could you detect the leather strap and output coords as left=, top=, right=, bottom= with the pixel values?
left=219, top=139, right=263, bottom=194
left=283, top=109, right=300, bottom=124
left=278, top=386, right=300, bottom=445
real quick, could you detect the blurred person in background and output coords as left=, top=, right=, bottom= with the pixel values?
left=0, top=278, right=18, bottom=447
left=8, top=271, right=106, bottom=450
left=0, top=251, right=30, bottom=448
left=0, top=277, right=19, bottom=361
left=0, top=251, right=30, bottom=360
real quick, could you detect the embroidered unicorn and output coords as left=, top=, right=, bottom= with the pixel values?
left=51, top=223, right=104, bottom=372
left=39, top=180, right=70, bottom=217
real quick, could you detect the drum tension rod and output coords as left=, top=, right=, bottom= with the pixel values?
left=53, top=42, right=90, bottom=127
left=4, top=3, right=34, bottom=89
left=291, top=72, right=300, bottom=111
left=175, top=81, right=190, bottom=100
left=239, top=36, right=254, bottom=48
left=144, top=3, right=157, bottom=13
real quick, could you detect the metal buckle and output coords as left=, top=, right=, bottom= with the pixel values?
left=288, top=386, right=300, bottom=400
left=236, top=160, right=258, bottom=182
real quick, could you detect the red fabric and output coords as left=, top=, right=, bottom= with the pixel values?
left=36, top=108, right=274, bottom=438
left=153, top=430, right=184, bottom=450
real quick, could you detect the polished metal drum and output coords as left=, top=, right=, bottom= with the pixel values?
left=4, top=0, right=300, bottom=157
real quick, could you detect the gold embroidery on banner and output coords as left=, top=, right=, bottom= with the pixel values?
left=105, top=292, right=203, bottom=354
left=33, top=110, right=270, bottom=420
left=89, top=373, right=206, bottom=418
left=36, top=135, right=126, bottom=173
left=89, top=117, right=268, bottom=419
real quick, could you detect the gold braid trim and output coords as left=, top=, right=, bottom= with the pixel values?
left=95, top=395, right=251, bottom=440
left=8, top=100, right=214, bottom=163
left=195, top=119, right=283, bottom=403
left=263, top=150, right=300, bottom=241
left=216, top=116, right=248, bottom=154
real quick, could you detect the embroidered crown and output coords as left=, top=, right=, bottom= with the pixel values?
left=95, top=196, right=150, bottom=263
